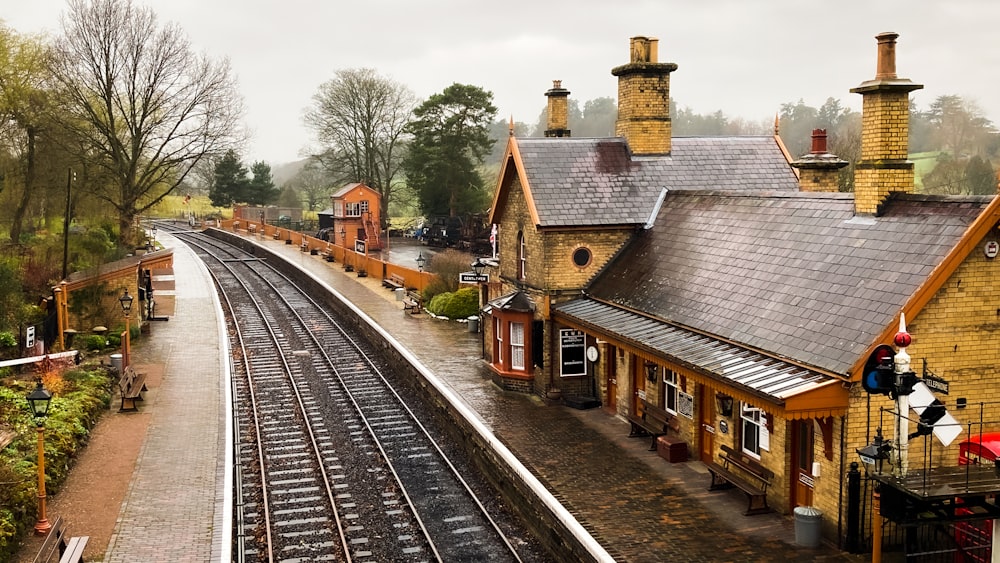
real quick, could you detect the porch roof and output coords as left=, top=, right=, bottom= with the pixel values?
left=554, top=297, right=848, bottom=420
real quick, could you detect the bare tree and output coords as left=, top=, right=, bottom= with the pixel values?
left=304, top=68, right=414, bottom=229
left=48, top=0, right=244, bottom=248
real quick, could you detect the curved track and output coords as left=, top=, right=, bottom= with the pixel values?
left=167, top=226, right=524, bottom=563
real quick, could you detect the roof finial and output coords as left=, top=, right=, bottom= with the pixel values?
left=509, top=115, right=514, bottom=136
left=774, top=113, right=780, bottom=135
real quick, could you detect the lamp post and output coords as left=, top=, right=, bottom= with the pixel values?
left=340, top=226, right=347, bottom=246
left=150, top=226, right=157, bottom=249
left=26, top=379, right=53, bottom=535
left=415, top=252, right=426, bottom=292
left=119, top=289, right=133, bottom=369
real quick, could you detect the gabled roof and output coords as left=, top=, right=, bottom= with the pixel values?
left=585, top=191, right=997, bottom=376
left=490, top=136, right=799, bottom=228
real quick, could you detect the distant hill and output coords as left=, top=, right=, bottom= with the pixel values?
left=271, top=158, right=311, bottom=187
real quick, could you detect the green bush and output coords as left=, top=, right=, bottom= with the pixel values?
left=84, top=335, right=107, bottom=351
left=0, top=332, right=15, bottom=348
left=426, top=287, right=480, bottom=319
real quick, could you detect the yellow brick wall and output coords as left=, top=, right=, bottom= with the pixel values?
left=907, top=232, right=1000, bottom=453
left=834, top=233, right=1000, bottom=533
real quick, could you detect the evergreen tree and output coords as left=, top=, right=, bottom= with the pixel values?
left=402, top=83, right=497, bottom=217
left=246, top=161, right=279, bottom=205
left=966, top=155, right=996, bottom=195
left=210, top=150, right=249, bottom=207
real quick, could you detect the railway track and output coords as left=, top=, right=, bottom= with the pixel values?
left=167, top=227, right=526, bottom=563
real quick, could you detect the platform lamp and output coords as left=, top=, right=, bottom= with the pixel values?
left=340, top=226, right=347, bottom=245
left=26, top=379, right=53, bottom=535
left=415, top=252, right=426, bottom=292
left=119, top=289, right=134, bottom=369
left=471, top=257, right=487, bottom=277
left=150, top=226, right=157, bottom=248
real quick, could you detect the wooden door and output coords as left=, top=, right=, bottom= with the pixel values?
left=698, top=385, right=715, bottom=463
left=792, top=420, right=815, bottom=507
left=604, top=346, right=618, bottom=413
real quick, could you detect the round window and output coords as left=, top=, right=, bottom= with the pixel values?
left=572, top=247, right=592, bottom=268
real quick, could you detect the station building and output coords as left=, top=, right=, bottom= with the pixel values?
left=482, top=33, right=1000, bottom=546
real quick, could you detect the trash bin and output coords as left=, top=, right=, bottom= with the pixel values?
left=395, top=288, right=404, bottom=301
left=467, top=315, right=480, bottom=333
left=794, top=506, right=823, bottom=548
left=110, top=353, right=123, bottom=372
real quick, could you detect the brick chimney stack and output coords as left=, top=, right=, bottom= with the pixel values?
left=790, top=129, right=849, bottom=192
left=612, top=36, right=677, bottom=155
left=544, top=80, right=571, bottom=138
left=850, top=32, right=923, bottom=215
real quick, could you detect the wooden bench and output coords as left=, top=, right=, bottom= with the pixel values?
left=320, top=246, right=335, bottom=262
left=273, top=230, right=281, bottom=240
left=627, top=399, right=674, bottom=450
left=33, top=515, right=89, bottom=563
left=403, top=290, right=422, bottom=314
left=117, top=366, right=148, bottom=412
left=707, top=444, right=774, bottom=515
left=300, top=240, right=309, bottom=252
left=383, top=273, right=405, bottom=290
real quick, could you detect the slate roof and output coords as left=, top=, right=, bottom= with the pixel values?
left=583, top=191, right=994, bottom=376
left=516, top=136, right=799, bottom=228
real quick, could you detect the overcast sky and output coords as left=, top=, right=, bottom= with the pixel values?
left=4, top=0, right=1000, bottom=165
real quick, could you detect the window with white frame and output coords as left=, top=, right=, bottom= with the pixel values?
left=333, top=201, right=343, bottom=217
left=510, top=322, right=525, bottom=370
left=741, top=403, right=768, bottom=457
left=495, top=317, right=503, bottom=364
left=345, top=202, right=361, bottom=217
left=663, top=368, right=679, bottom=414
left=360, top=200, right=369, bottom=213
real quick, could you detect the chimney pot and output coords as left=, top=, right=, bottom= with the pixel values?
left=810, top=129, right=828, bottom=154
left=875, top=32, right=899, bottom=80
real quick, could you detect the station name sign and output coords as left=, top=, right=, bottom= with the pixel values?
left=458, top=272, right=489, bottom=284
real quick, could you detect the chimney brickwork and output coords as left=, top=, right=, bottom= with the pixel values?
left=850, top=32, right=923, bottom=215
left=544, top=80, right=571, bottom=138
left=612, top=36, right=677, bottom=155
left=791, top=129, right=849, bottom=192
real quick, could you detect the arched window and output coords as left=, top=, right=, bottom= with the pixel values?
left=517, top=231, right=526, bottom=280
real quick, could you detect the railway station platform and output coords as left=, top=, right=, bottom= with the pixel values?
left=59, top=227, right=863, bottom=562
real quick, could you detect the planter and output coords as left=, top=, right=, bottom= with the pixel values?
left=546, top=388, right=563, bottom=401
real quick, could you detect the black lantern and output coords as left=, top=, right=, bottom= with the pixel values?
left=416, top=252, right=426, bottom=272
left=716, top=394, right=735, bottom=418
left=119, top=289, right=134, bottom=315
left=471, top=257, right=487, bottom=277
left=26, top=379, right=53, bottom=419
left=340, top=227, right=347, bottom=243
left=644, top=361, right=658, bottom=382
left=857, top=427, right=891, bottom=475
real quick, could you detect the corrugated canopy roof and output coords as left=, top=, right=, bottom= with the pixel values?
left=554, top=297, right=848, bottom=419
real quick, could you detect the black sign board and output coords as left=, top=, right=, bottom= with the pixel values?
left=560, top=329, right=586, bottom=377
left=922, top=373, right=949, bottom=395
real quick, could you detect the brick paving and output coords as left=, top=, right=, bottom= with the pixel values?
left=100, top=229, right=866, bottom=561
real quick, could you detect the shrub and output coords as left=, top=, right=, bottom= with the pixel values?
left=84, top=335, right=106, bottom=351
left=426, top=287, right=479, bottom=319
left=0, top=332, right=15, bottom=348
